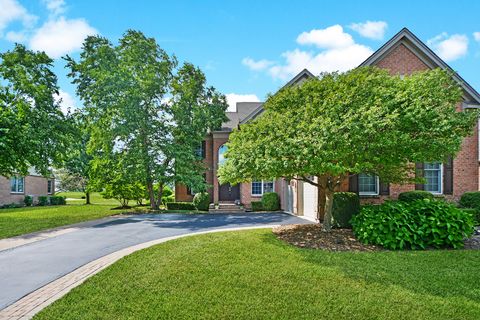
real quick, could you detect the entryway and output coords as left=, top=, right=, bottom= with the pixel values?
left=218, top=183, right=240, bottom=202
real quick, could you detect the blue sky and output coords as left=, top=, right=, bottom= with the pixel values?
left=1, top=0, right=480, bottom=111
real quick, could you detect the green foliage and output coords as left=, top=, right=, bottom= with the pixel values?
left=24, top=195, right=33, bottom=207
left=332, top=192, right=360, bottom=228
left=261, top=192, right=280, bottom=211
left=67, top=30, right=228, bottom=209
left=461, top=208, right=480, bottom=225
left=398, top=190, right=434, bottom=202
left=38, top=196, right=49, bottom=206
left=49, top=196, right=66, bottom=206
left=193, top=192, right=210, bottom=211
left=251, top=201, right=263, bottom=211
left=162, top=186, right=175, bottom=204
left=0, top=203, right=22, bottom=209
left=219, top=67, right=477, bottom=230
left=166, top=202, right=196, bottom=211
left=352, top=199, right=475, bottom=249
left=0, top=44, right=73, bottom=176
left=459, top=192, right=480, bottom=211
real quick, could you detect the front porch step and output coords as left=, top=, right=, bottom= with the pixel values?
left=209, top=202, right=245, bottom=213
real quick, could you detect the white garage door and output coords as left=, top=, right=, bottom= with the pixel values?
left=303, top=181, right=317, bottom=221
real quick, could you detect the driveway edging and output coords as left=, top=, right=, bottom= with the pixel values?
left=0, top=225, right=280, bottom=320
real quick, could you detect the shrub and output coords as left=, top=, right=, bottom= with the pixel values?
left=38, top=196, right=49, bottom=206
left=332, top=192, right=360, bottom=228
left=459, top=191, right=480, bottom=210
left=161, top=185, right=175, bottom=204
left=193, top=192, right=210, bottom=211
left=166, top=202, right=196, bottom=211
left=50, top=196, right=66, bottom=205
left=0, top=203, right=22, bottom=209
left=24, top=195, right=33, bottom=207
left=261, top=192, right=280, bottom=211
left=352, top=199, right=475, bottom=249
left=398, top=190, right=434, bottom=202
left=462, top=208, right=480, bottom=225
left=251, top=201, right=263, bottom=211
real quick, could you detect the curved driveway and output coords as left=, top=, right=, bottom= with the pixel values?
left=0, top=213, right=307, bottom=309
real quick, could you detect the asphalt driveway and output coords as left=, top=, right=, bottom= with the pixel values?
left=0, top=213, right=307, bottom=309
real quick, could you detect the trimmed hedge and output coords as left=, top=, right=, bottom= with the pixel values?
left=38, top=196, right=49, bottom=206
left=251, top=201, right=263, bottom=211
left=352, top=199, right=475, bottom=249
left=24, top=195, right=33, bottom=207
left=398, top=190, right=434, bottom=202
left=459, top=192, right=480, bottom=210
left=50, top=196, right=66, bottom=205
left=332, top=192, right=360, bottom=228
left=261, top=192, right=280, bottom=211
left=166, top=202, right=196, bottom=211
left=193, top=192, right=210, bottom=211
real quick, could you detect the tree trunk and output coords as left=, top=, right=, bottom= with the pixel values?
left=147, top=180, right=156, bottom=210
left=323, top=187, right=334, bottom=232
left=155, top=183, right=163, bottom=209
left=85, top=192, right=91, bottom=205
left=316, top=180, right=326, bottom=221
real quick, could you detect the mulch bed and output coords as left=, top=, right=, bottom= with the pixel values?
left=273, top=224, right=380, bottom=252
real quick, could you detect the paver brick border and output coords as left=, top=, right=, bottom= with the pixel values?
left=0, top=225, right=280, bottom=320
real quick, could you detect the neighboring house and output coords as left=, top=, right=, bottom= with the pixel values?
left=175, top=28, right=480, bottom=219
left=0, top=169, right=54, bottom=205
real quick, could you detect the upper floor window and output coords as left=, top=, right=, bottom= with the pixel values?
left=252, top=180, right=274, bottom=196
left=195, top=141, right=206, bottom=159
left=424, top=162, right=442, bottom=194
left=47, top=179, right=53, bottom=194
left=218, top=144, right=227, bottom=166
left=10, top=176, right=24, bottom=194
left=358, top=174, right=379, bottom=196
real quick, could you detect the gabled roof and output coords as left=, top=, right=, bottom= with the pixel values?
left=240, top=69, right=315, bottom=124
left=360, top=27, right=480, bottom=104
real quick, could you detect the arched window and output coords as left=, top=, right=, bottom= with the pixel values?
left=218, top=144, right=227, bottom=166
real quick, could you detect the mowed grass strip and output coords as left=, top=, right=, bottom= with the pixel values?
left=35, top=229, right=480, bottom=320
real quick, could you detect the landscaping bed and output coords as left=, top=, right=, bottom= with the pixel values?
left=273, top=224, right=380, bottom=251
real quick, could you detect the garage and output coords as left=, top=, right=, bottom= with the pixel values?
left=302, top=180, right=317, bottom=221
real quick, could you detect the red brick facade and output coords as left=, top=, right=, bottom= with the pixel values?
left=0, top=175, right=54, bottom=205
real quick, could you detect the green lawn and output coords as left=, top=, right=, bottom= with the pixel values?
left=55, top=191, right=120, bottom=206
left=35, top=229, right=480, bottom=320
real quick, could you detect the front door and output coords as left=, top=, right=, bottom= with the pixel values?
left=219, top=183, right=240, bottom=202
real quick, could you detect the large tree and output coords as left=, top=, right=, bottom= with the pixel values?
left=219, top=67, right=477, bottom=230
left=67, top=30, right=227, bottom=209
left=0, top=44, right=71, bottom=176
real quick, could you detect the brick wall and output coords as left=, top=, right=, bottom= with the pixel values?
left=375, top=43, right=429, bottom=74
left=0, top=175, right=52, bottom=205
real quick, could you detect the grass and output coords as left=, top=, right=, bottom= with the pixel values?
left=35, top=229, right=480, bottom=320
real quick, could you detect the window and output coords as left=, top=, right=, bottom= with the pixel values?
left=10, top=176, right=24, bottom=194
left=218, top=144, right=227, bottom=166
left=358, top=174, right=379, bottom=196
left=251, top=180, right=274, bottom=196
left=195, top=141, right=205, bottom=159
left=47, top=179, right=53, bottom=194
left=424, top=162, right=442, bottom=194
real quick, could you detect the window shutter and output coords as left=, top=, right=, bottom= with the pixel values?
left=443, top=157, right=453, bottom=195
left=379, top=179, right=390, bottom=195
left=201, top=140, right=206, bottom=159
left=349, top=174, right=359, bottom=194
left=415, top=162, right=424, bottom=190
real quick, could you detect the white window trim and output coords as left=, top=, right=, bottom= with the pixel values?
left=251, top=180, right=275, bottom=196
left=359, top=175, right=380, bottom=196
left=424, top=163, right=443, bottom=195
left=10, top=176, right=25, bottom=194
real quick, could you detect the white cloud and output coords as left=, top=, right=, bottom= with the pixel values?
left=43, top=0, right=66, bottom=16
left=297, top=25, right=354, bottom=49
left=427, top=33, right=468, bottom=61
left=29, top=17, right=97, bottom=58
left=225, top=93, right=260, bottom=112
left=5, top=30, right=27, bottom=42
left=474, top=32, right=480, bottom=42
left=55, top=89, right=77, bottom=114
left=242, top=57, right=274, bottom=71
left=349, top=21, right=388, bottom=40
left=0, top=0, right=37, bottom=36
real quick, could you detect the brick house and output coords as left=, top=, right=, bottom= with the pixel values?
left=0, top=169, right=54, bottom=205
left=176, top=28, right=480, bottom=219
